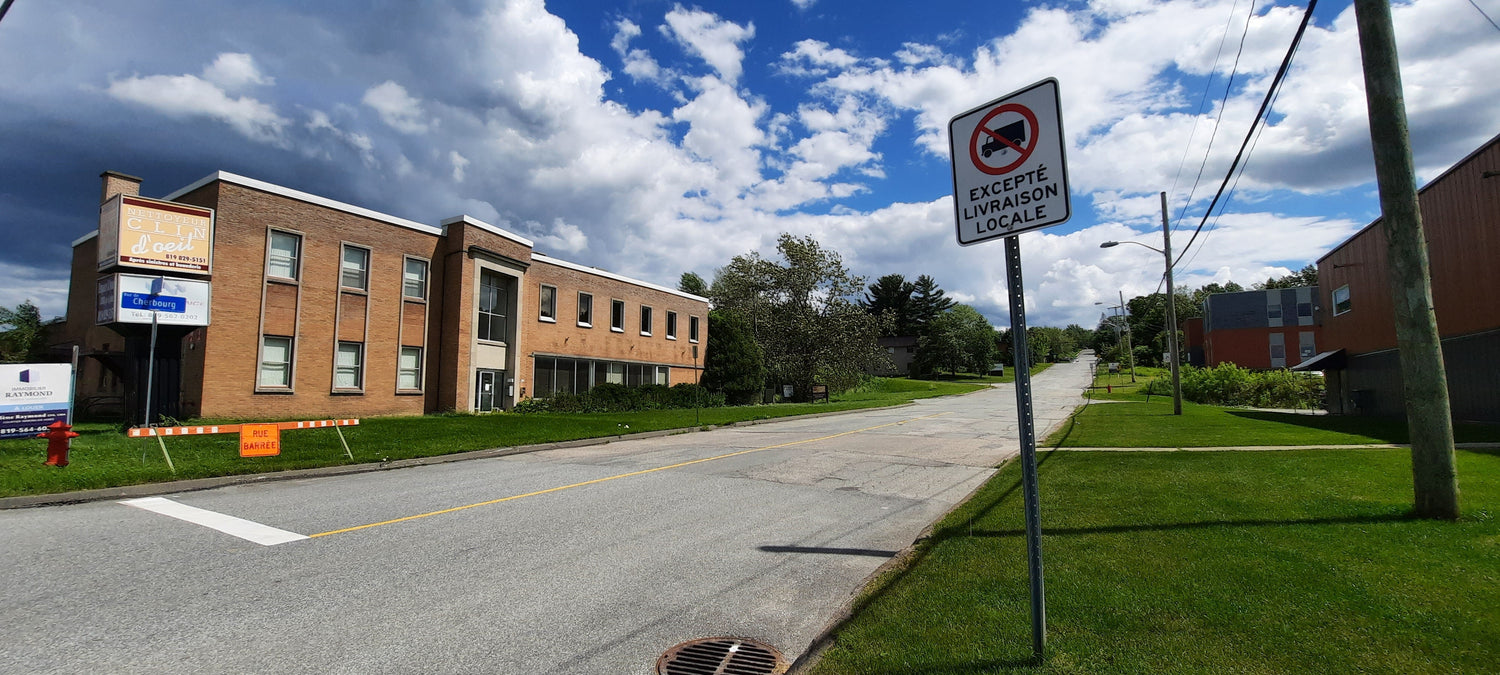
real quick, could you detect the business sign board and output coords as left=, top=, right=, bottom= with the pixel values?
left=98, top=194, right=214, bottom=274
left=97, top=273, right=212, bottom=326
left=949, top=78, right=1071, bottom=245
left=0, top=364, right=72, bottom=439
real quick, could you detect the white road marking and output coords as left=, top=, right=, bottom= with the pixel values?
left=119, top=497, right=308, bottom=546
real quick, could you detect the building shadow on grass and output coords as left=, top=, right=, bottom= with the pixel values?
left=1224, top=410, right=1409, bottom=443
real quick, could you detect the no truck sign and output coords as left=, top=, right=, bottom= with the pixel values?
left=949, top=78, right=1071, bottom=245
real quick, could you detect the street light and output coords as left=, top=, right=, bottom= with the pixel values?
left=1100, top=193, right=1181, bottom=414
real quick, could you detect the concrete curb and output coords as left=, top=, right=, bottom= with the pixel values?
left=0, top=402, right=916, bottom=510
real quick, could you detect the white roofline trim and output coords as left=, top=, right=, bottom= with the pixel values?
left=163, top=171, right=442, bottom=236
left=71, top=231, right=99, bottom=247
left=439, top=215, right=534, bottom=248
left=532, top=254, right=710, bottom=304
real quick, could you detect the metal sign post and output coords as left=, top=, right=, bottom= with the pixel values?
left=949, top=77, right=1071, bottom=661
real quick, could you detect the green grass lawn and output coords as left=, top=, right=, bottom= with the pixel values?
left=0, top=378, right=983, bottom=498
left=912, top=363, right=1054, bottom=385
left=810, top=448, right=1500, bottom=674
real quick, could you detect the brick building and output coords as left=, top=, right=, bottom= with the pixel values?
left=1196, top=286, right=1322, bottom=370
left=1305, top=133, right=1500, bottom=421
left=55, top=171, right=708, bottom=421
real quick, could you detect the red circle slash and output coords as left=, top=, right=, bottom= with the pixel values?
left=968, top=103, right=1040, bottom=176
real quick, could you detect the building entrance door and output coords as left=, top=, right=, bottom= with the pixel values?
left=475, top=369, right=504, bottom=412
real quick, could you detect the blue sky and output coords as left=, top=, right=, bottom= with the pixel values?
left=1, top=0, right=1497, bottom=330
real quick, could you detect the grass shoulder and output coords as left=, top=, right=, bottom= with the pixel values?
left=809, top=448, right=1500, bottom=673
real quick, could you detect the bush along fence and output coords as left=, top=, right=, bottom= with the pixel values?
left=512, top=383, right=727, bottom=414
left=1145, top=363, right=1324, bottom=409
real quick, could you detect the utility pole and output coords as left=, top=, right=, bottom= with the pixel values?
left=1353, top=0, right=1459, bottom=519
left=1160, top=192, right=1181, bottom=415
left=1118, top=291, right=1135, bottom=383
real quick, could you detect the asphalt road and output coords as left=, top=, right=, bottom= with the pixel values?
left=1, top=358, right=1091, bottom=674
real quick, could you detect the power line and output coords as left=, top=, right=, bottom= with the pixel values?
left=1172, top=0, right=1255, bottom=234
left=1173, top=0, right=1319, bottom=269
left=1468, top=0, right=1500, bottom=32
left=1168, top=0, right=1250, bottom=210
left=0, top=0, right=16, bottom=25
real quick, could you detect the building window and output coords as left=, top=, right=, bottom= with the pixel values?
left=656, top=365, right=670, bottom=385
left=666, top=311, right=678, bottom=340
left=341, top=245, right=370, bottom=291
left=398, top=347, right=423, bottom=391
left=335, top=342, right=364, bottom=390
left=611, top=299, right=625, bottom=332
left=534, top=356, right=556, bottom=399
left=531, top=357, right=676, bottom=398
left=539, top=284, right=557, bottom=322
left=689, top=315, right=700, bottom=343
left=640, top=305, right=653, bottom=336
left=1332, top=285, right=1352, bottom=315
left=478, top=269, right=509, bottom=343
left=1267, top=305, right=1282, bottom=322
left=1297, top=302, right=1313, bottom=319
left=267, top=231, right=301, bottom=280
left=1269, top=343, right=1286, bottom=360
left=403, top=258, right=428, bottom=299
left=259, top=336, right=293, bottom=388
left=578, top=292, right=593, bottom=327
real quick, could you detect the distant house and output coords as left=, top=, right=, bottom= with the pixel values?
left=876, top=336, right=918, bottom=376
left=1196, top=287, right=1322, bottom=369
left=1302, top=132, right=1500, bottom=422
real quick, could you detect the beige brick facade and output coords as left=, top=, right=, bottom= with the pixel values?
left=59, top=171, right=708, bottom=420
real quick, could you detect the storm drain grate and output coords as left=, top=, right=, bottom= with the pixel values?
left=656, top=637, right=789, bottom=675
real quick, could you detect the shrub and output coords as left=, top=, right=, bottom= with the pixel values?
left=1174, top=363, right=1323, bottom=409
left=513, top=382, right=728, bottom=414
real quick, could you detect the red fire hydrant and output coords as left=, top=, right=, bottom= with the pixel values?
left=38, top=420, right=78, bottom=467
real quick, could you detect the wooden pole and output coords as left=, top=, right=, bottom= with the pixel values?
left=1353, top=0, right=1459, bottom=519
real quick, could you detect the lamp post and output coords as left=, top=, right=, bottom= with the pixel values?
left=1101, top=193, right=1181, bottom=414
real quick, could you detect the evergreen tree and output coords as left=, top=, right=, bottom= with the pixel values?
left=678, top=271, right=709, bottom=297
left=909, top=275, right=955, bottom=335
left=914, top=305, right=996, bottom=376
left=702, top=309, right=766, bottom=405
left=1254, top=264, right=1318, bottom=290
left=861, top=273, right=915, bottom=336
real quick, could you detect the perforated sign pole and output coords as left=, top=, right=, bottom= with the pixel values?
left=949, top=78, right=1071, bottom=661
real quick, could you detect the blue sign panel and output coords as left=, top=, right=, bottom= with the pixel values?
left=121, top=292, right=187, bottom=313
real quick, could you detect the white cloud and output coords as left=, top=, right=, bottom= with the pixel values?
left=533, top=218, right=589, bottom=254
left=450, top=151, right=469, bottom=182
left=107, top=71, right=289, bottom=146
left=662, top=6, right=754, bottom=84
left=201, top=52, right=273, bottom=90
left=362, top=81, right=430, bottom=134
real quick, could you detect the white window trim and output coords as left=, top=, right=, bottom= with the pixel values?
left=610, top=299, right=625, bottom=333
left=333, top=341, right=365, bottom=392
left=402, top=255, right=430, bottom=301
left=266, top=229, right=303, bottom=283
left=397, top=346, right=424, bottom=393
left=666, top=311, right=678, bottom=340
left=640, top=305, right=653, bottom=337
left=539, top=284, right=557, bottom=323
left=340, top=243, right=372, bottom=293
left=256, top=335, right=295, bottom=391
left=1332, top=285, right=1352, bottom=316
left=577, top=292, right=593, bottom=328
left=689, top=315, right=700, bottom=344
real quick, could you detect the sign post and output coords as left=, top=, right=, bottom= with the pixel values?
left=949, top=77, right=1071, bottom=660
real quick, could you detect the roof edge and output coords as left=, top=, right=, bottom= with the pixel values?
left=531, top=253, right=710, bottom=304
left=163, top=171, right=442, bottom=236
left=439, top=215, right=534, bottom=248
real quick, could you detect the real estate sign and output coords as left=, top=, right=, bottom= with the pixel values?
left=98, top=194, right=214, bottom=274
left=0, top=364, right=73, bottom=439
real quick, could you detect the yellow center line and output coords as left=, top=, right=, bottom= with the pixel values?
left=308, top=411, right=952, bottom=538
